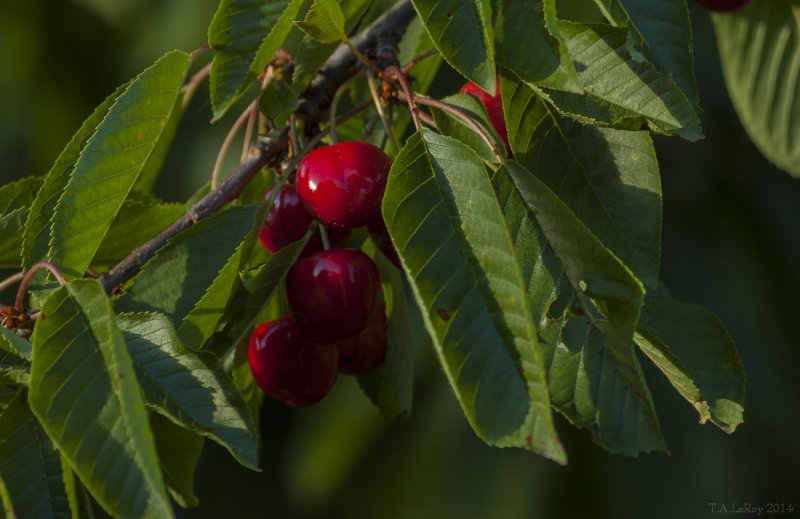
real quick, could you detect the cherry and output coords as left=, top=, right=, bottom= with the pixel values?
left=336, top=301, right=387, bottom=375
left=258, top=184, right=350, bottom=257
left=367, top=215, right=401, bottom=268
left=248, top=317, right=338, bottom=407
left=286, top=248, right=380, bottom=343
left=459, top=78, right=510, bottom=152
left=295, top=141, right=392, bottom=229
left=694, top=0, right=750, bottom=11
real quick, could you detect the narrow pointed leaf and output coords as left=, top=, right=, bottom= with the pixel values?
left=504, top=77, right=662, bottom=288
left=411, top=0, right=496, bottom=93
left=617, top=0, right=699, bottom=108
left=636, top=291, right=745, bottom=433
left=382, top=130, right=565, bottom=463
left=544, top=20, right=702, bottom=140
left=151, top=411, right=204, bottom=508
left=0, top=391, right=70, bottom=519
left=117, top=312, right=259, bottom=469
left=0, top=176, right=42, bottom=266
left=209, top=0, right=304, bottom=120
left=49, top=51, right=191, bottom=279
left=60, top=458, right=93, bottom=519
left=495, top=161, right=666, bottom=455
left=492, top=0, right=580, bottom=90
left=22, top=86, right=125, bottom=270
left=0, top=327, right=32, bottom=362
left=29, top=279, right=172, bottom=518
left=713, top=0, right=800, bottom=178
left=294, top=0, right=346, bottom=43
left=116, top=205, right=258, bottom=346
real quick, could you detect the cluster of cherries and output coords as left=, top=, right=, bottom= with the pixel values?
left=247, top=79, right=509, bottom=407
left=248, top=140, right=396, bottom=407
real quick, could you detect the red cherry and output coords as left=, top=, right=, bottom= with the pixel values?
left=295, top=141, right=392, bottom=229
left=248, top=317, right=338, bottom=407
left=367, top=215, right=401, bottom=268
left=258, top=185, right=350, bottom=257
left=286, top=248, right=380, bottom=343
left=459, top=78, right=510, bottom=152
left=694, top=0, right=750, bottom=11
left=336, top=301, right=387, bottom=375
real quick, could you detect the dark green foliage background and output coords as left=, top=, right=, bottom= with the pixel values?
left=0, top=1, right=797, bottom=517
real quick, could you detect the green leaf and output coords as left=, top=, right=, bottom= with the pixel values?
left=0, top=328, right=32, bottom=362
left=543, top=20, right=703, bottom=140
left=495, top=160, right=666, bottom=455
left=151, top=412, right=204, bottom=508
left=117, top=312, right=259, bottom=470
left=504, top=77, right=662, bottom=288
left=357, top=250, right=425, bottom=420
left=29, top=279, right=172, bottom=518
left=294, top=0, right=346, bottom=43
left=636, top=290, right=745, bottom=433
left=48, top=51, right=191, bottom=279
left=0, top=176, right=41, bottom=267
left=60, top=457, right=93, bottom=519
left=22, top=86, right=125, bottom=271
left=617, top=0, right=699, bottom=108
left=382, top=130, right=565, bottom=463
left=209, top=0, right=304, bottom=120
left=116, top=205, right=258, bottom=347
left=0, top=329, right=31, bottom=385
left=259, top=79, right=299, bottom=128
left=93, top=197, right=185, bottom=266
left=491, top=0, right=580, bottom=90
left=713, top=0, right=800, bottom=178
left=411, top=0, right=497, bottom=93
left=0, top=390, right=70, bottom=519
left=429, top=93, right=505, bottom=162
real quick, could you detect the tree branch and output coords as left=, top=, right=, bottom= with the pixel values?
left=98, top=0, right=416, bottom=294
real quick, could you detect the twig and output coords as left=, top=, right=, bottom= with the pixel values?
left=408, top=93, right=502, bottom=159
left=0, top=272, right=23, bottom=295
left=190, top=43, right=211, bottom=61
left=367, top=72, right=400, bottom=153
left=385, top=65, right=421, bottom=132
left=417, top=109, right=437, bottom=129
left=15, top=262, right=67, bottom=314
left=211, top=100, right=259, bottom=188
left=401, top=48, right=438, bottom=74
left=182, top=62, right=212, bottom=109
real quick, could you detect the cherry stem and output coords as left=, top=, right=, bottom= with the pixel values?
left=416, top=109, right=437, bottom=129
left=410, top=93, right=502, bottom=159
left=211, top=100, right=259, bottom=189
left=329, top=75, right=358, bottom=145
left=343, top=37, right=380, bottom=76
left=190, top=42, right=211, bottom=61
left=0, top=272, right=23, bottom=295
left=366, top=71, right=400, bottom=154
left=242, top=101, right=259, bottom=160
left=400, top=48, right=438, bottom=74
left=15, top=262, right=67, bottom=314
left=319, top=225, right=331, bottom=250
left=384, top=65, right=422, bottom=133
left=182, top=62, right=212, bottom=110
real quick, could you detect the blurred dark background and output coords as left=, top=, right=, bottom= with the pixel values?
left=1, top=1, right=798, bottom=518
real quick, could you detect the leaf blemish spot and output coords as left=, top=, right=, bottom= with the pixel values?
left=436, top=308, right=450, bottom=321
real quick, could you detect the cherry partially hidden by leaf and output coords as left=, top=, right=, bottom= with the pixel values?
left=296, top=141, right=392, bottom=229
left=286, top=248, right=380, bottom=343
left=367, top=215, right=401, bottom=268
left=459, top=77, right=510, bottom=152
left=248, top=316, right=338, bottom=407
left=258, top=184, right=350, bottom=257
left=694, top=0, right=750, bottom=11
left=336, top=301, right=387, bottom=375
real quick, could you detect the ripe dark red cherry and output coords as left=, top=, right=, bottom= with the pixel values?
left=295, top=141, right=392, bottom=229
left=367, top=215, right=401, bottom=268
left=336, top=302, right=387, bottom=375
left=459, top=78, right=510, bottom=152
left=258, top=185, right=350, bottom=257
left=248, top=317, right=338, bottom=407
left=694, top=0, right=750, bottom=11
left=286, top=248, right=380, bottom=343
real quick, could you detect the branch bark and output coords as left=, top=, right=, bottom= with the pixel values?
left=98, top=0, right=415, bottom=294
